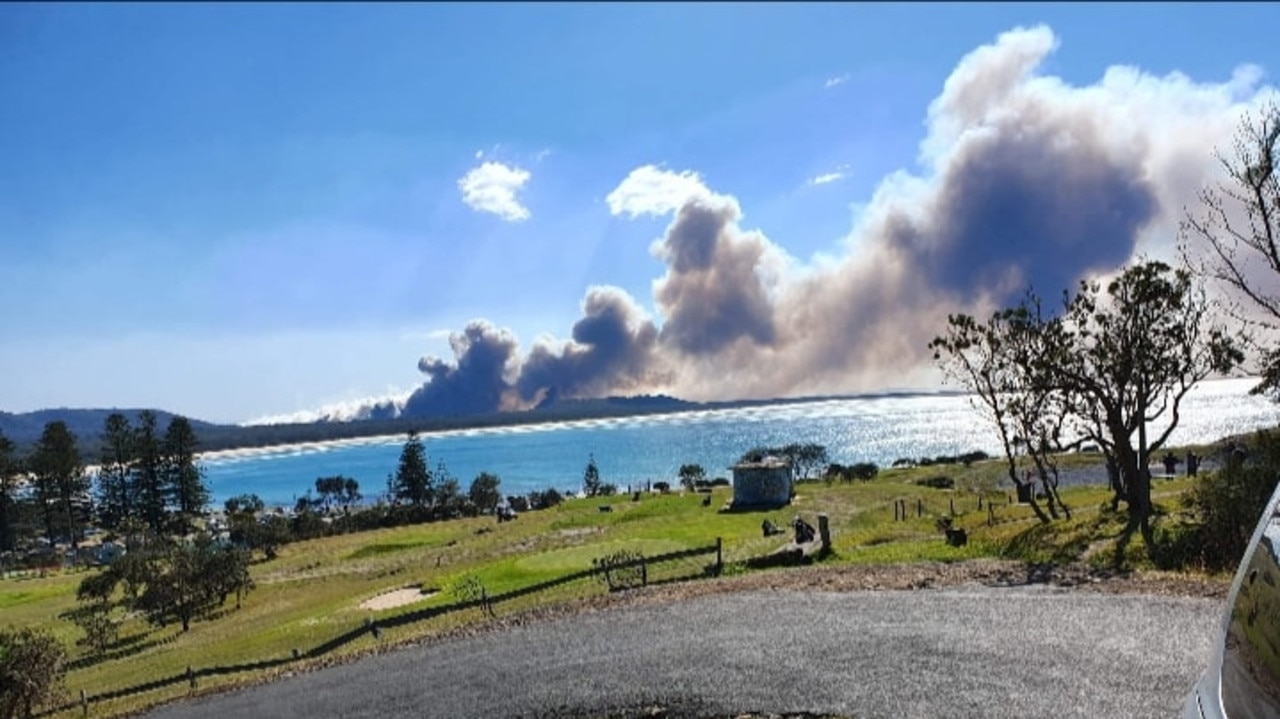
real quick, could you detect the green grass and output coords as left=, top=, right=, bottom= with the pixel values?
left=0, top=458, right=1220, bottom=718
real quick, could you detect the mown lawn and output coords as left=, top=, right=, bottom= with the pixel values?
left=1, top=458, right=1214, bottom=718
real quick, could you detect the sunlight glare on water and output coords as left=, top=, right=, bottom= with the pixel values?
left=202, top=378, right=1277, bottom=507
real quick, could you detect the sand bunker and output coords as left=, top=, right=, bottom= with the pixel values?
left=360, top=586, right=437, bottom=611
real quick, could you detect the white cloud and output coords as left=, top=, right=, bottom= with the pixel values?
left=808, top=172, right=846, bottom=186
left=458, top=161, right=532, bottom=222
left=606, top=165, right=713, bottom=218
left=825, top=74, right=850, bottom=88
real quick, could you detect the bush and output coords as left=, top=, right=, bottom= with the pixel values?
left=527, top=488, right=564, bottom=510
left=1180, top=431, right=1280, bottom=571
left=915, top=475, right=954, bottom=490
left=850, top=462, right=879, bottom=481
left=593, top=549, right=646, bottom=591
left=0, top=627, right=67, bottom=719
left=652, top=481, right=671, bottom=494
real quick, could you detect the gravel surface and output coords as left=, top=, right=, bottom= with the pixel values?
left=142, top=561, right=1231, bottom=719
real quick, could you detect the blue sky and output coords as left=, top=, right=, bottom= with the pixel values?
left=2, top=3, right=1278, bottom=424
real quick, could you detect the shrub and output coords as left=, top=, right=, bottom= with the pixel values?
left=592, top=549, right=646, bottom=591
left=849, top=462, right=879, bottom=481
left=0, top=627, right=67, bottom=719
left=527, top=488, right=564, bottom=510
left=1181, top=431, right=1280, bottom=571
left=652, top=481, right=671, bottom=494
left=915, top=475, right=955, bottom=490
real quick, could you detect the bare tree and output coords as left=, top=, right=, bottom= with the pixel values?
left=1182, top=102, right=1280, bottom=395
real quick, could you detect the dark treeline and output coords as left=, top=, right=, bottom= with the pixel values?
left=0, top=410, right=209, bottom=558
left=2, top=390, right=965, bottom=463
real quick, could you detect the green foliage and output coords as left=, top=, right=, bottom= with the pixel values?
left=69, top=599, right=118, bottom=656
left=229, top=513, right=290, bottom=560
left=914, top=475, right=955, bottom=490
left=132, top=411, right=167, bottom=534
left=0, top=430, right=20, bottom=553
left=224, top=493, right=265, bottom=516
left=678, top=463, right=705, bottom=491
left=314, top=475, right=361, bottom=512
left=468, top=472, right=502, bottom=515
left=164, top=416, right=208, bottom=525
left=446, top=573, right=494, bottom=618
left=932, top=260, right=1245, bottom=535
left=94, top=412, right=211, bottom=536
left=392, top=430, right=433, bottom=507
left=0, top=626, right=67, bottom=719
left=527, top=487, right=563, bottom=510
left=592, top=548, right=646, bottom=591
left=739, top=443, right=828, bottom=479
left=1180, top=432, right=1280, bottom=571
left=583, top=454, right=602, bottom=496
left=87, top=533, right=255, bottom=632
left=94, top=413, right=134, bottom=532
left=28, top=420, right=88, bottom=548
left=826, top=462, right=879, bottom=482
left=76, top=604, right=117, bottom=653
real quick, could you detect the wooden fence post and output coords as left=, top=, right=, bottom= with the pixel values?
left=916, top=499, right=923, bottom=517
left=81, top=689, right=88, bottom=717
left=817, top=514, right=830, bottom=552
left=715, top=537, right=723, bottom=574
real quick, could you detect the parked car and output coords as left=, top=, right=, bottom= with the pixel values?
left=1184, top=480, right=1280, bottom=718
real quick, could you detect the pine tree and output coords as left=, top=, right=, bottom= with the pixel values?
left=28, top=421, right=88, bottom=548
left=0, top=430, right=20, bottom=553
left=392, top=430, right=432, bottom=507
left=164, top=416, right=209, bottom=530
left=132, top=411, right=167, bottom=534
left=583, top=454, right=602, bottom=497
left=95, top=413, right=136, bottom=531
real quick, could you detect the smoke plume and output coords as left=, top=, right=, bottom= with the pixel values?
left=391, top=25, right=1277, bottom=419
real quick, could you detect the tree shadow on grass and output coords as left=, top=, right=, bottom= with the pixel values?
left=65, top=632, right=167, bottom=671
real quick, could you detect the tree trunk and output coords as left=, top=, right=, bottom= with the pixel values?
left=1042, top=477, right=1071, bottom=520
left=1025, top=491, right=1051, bottom=524
left=1128, top=467, right=1155, bottom=546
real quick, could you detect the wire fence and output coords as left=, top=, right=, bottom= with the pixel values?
left=39, top=539, right=725, bottom=717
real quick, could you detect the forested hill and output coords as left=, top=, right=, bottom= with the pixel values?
left=0, top=409, right=224, bottom=450
left=1, top=391, right=949, bottom=460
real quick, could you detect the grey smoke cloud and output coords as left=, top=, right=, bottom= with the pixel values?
left=516, top=287, right=665, bottom=404
left=402, top=321, right=520, bottom=418
left=652, top=197, right=779, bottom=354
left=392, top=25, right=1277, bottom=420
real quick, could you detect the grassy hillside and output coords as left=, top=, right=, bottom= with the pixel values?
left=2, top=459, right=1211, bottom=718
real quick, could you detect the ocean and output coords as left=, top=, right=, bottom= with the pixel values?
left=201, top=378, right=1279, bottom=508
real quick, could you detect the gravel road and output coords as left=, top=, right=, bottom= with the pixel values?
left=145, top=579, right=1224, bottom=719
